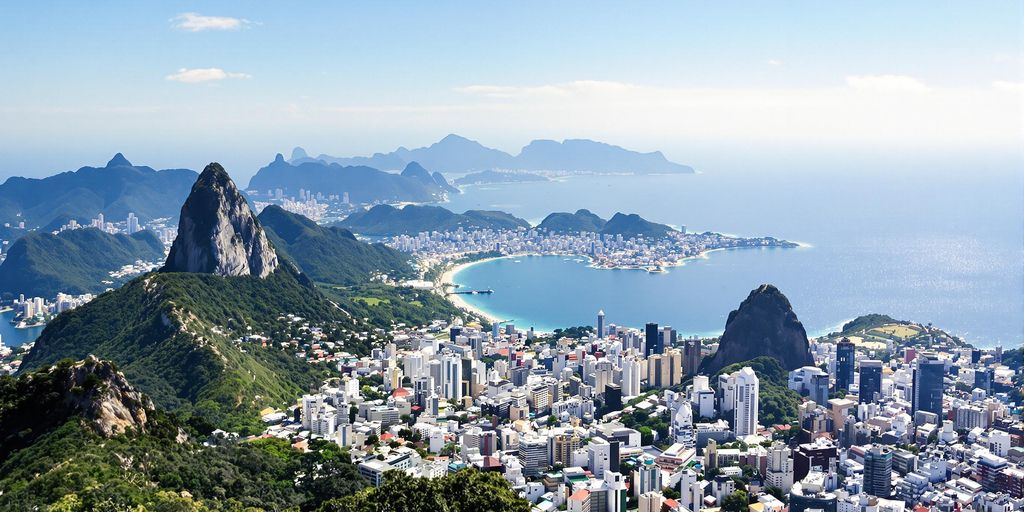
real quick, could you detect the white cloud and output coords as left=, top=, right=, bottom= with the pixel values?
left=171, top=13, right=252, bottom=32
left=165, top=68, right=251, bottom=83
left=993, top=80, right=1024, bottom=93
left=767, top=59, right=783, bottom=67
left=844, top=74, right=930, bottom=92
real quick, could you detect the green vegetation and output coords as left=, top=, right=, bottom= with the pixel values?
left=840, top=314, right=904, bottom=334
left=316, top=469, right=530, bottom=512
left=715, top=356, right=802, bottom=426
left=552, top=325, right=595, bottom=339
left=20, top=268, right=355, bottom=433
left=324, top=283, right=462, bottom=328
left=0, top=420, right=367, bottom=511
left=0, top=153, right=196, bottom=230
left=619, top=408, right=670, bottom=447
left=259, top=205, right=414, bottom=286
left=0, top=228, right=164, bottom=298
left=336, top=204, right=529, bottom=236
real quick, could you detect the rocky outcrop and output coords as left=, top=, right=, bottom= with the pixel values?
left=700, top=284, right=814, bottom=374
left=56, top=356, right=152, bottom=436
left=0, top=356, right=152, bottom=458
left=164, top=163, right=278, bottom=278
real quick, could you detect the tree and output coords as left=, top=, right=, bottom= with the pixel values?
left=721, top=490, right=750, bottom=512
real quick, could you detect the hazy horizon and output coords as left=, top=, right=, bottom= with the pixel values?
left=1, top=1, right=1021, bottom=181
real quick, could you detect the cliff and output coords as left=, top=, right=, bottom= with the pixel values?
left=699, top=284, right=814, bottom=374
left=163, top=163, right=278, bottom=278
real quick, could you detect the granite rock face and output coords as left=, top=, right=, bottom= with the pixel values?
left=164, top=163, right=278, bottom=278
left=700, top=284, right=814, bottom=374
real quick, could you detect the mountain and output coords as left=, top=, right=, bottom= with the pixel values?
left=600, top=212, right=674, bottom=238
left=699, top=284, right=814, bottom=375
left=537, top=210, right=674, bottom=237
left=0, top=358, right=371, bottom=510
left=0, top=227, right=164, bottom=298
left=337, top=204, right=530, bottom=236
left=0, top=153, right=197, bottom=229
left=454, top=169, right=549, bottom=186
left=515, top=139, right=693, bottom=173
left=0, top=357, right=152, bottom=460
left=288, top=134, right=693, bottom=174
left=537, top=209, right=607, bottom=233
left=164, top=163, right=278, bottom=278
left=257, top=204, right=414, bottom=285
left=246, top=154, right=455, bottom=203
left=22, top=163, right=361, bottom=432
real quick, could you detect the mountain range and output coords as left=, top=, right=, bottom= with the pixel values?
left=20, top=163, right=374, bottom=432
left=336, top=204, right=530, bottom=236
left=0, top=153, right=197, bottom=230
left=258, top=204, right=414, bottom=285
left=537, top=209, right=675, bottom=238
left=0, top=228, right=165, bottom=298
left=246, top=154, right=456, bottom=203
left=289, top=134, right=694, bottom=174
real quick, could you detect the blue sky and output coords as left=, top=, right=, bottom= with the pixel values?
left=0, top=1, right=1021, bottom=180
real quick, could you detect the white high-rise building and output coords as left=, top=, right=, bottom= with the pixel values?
left=621, top=356, right=642, bottom=398
left=403, top=351, right=424, bottom=380
left=729, top=366, right=760, bottom=437
left=765, top=441, right=794, bottom=492
left=126, top=212, right=139, bottom=234
left=441, top=353, right=463, bottom=402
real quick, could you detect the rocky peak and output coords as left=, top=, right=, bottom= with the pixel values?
left=699, top=284, right=814, bottom=374
left=163, top=162, right=279, bottom=278
left=106, top=152, right=133, bottom=168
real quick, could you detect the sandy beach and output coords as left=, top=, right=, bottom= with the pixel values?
left=435, top=256, right=510, bottom=324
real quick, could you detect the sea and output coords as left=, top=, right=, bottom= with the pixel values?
left=0, top=310, right=44, bottom=348
left=442, top=154, right=1023, bottom=348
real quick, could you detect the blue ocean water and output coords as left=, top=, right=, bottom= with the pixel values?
left=443, top=156, right=1023, bottom=348
left=0, top=310, right=44, bottom=348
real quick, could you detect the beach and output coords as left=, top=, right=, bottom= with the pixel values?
left=435, top=256, right=509, bottom=324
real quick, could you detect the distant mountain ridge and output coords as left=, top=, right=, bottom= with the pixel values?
left=537, top=209, right=675, bottom=237
left=0, top=153, right=197, bottom=229
left=22, top=163, right=369, bottom=432
left=246, top=155, right=456, bottom=203
left=289, top=134, right=694, bottom=174
left=257, top=205, right=414, bottom=285
left=337, top=204, right=530, bottom=236
left=454, top=170, right=549, bottom=186
left=0, top=228, right=164, bottom=298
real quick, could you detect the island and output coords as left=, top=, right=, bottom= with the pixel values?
left=454, top=170, right=549, bottom=186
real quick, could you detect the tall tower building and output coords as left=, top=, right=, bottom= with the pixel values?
left=645, top=322, right=661, bottom=357
left=621, top=356, right=642, bottom=398
left=835, top=338, right=855, bottom=392
left=859, top=360, right=883, bottom=404
left=597, top=310, right=605, bottom=339
left=863, top=446, right=892, bottom=498
left=683, top=338, right=702, bottom=376
left=912, top=352, right=944, bottom=418
left=441, top=354, right=463, bottom=402
left=731, top=367, right=760, bottom=437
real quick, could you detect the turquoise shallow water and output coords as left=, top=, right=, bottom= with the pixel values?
left=443, top=158, right=1023, bottom=348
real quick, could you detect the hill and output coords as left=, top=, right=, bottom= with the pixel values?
left=246, top=154, right=455, bottom=203
left=537, top=209, right=608, bottom=233
left=454, top=169, right=549, bottom=185
left=713, top=356, right=803, bottom=426
left=0, top=153, right=196, bottom=229
left=0, top=359, right=369, bottom=510
left=337, top=204, right=530, bottom=235
left=600, top=212, right=674, bottom=237
left=289, top=134, right=693, bottom=174
left=699, top=284, right=814, bottom=375
left=258, top=204, right=414, bottom=285
left=0, top=228, right=164, bottom=298
left=21, top=163, right=366, bottom=432
left=537, top=209, right=674, bottom=237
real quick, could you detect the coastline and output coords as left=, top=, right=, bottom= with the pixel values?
left=435, top=241, right=801, bottom=329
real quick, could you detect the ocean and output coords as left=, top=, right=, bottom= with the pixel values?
left=442, top=155, right=1023, bottom=348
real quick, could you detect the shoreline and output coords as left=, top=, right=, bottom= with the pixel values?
left=435, top=242, right=800, bottom=330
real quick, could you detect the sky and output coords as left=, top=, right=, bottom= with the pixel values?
left=0, top=1, right=1021, bottom=181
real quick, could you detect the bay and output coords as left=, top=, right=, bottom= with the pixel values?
left=0, top=310, right=45, bottom=348
left=442, top=155, right=1023, bottom=348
